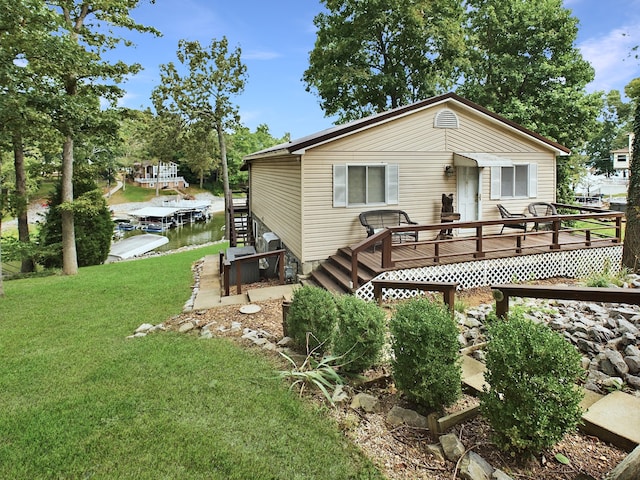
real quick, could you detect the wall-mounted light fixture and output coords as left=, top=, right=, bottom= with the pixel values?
left=444, top=165, right=455, bottom=177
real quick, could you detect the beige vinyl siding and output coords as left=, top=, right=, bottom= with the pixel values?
left=301, top=151, right=456, bottom=262
left=319, top=109, right=446, bottom=152
left=250, top=157, right=303, bottom=260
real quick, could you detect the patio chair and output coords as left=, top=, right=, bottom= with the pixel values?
left=497, top=204, right=528, bottom=235
left=359, top=209, right=418, bottom=250
left=527, top=202, right=557, bottom=231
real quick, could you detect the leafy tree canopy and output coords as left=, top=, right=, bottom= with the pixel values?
left=303, top=0, right=467, bottom=122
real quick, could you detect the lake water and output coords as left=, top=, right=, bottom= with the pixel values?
left=116, top=211, right=226, bottom=252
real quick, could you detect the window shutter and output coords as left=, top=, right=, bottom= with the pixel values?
left=529, top=163, right=538, bottom=198
left=387, top=164, right=399, bottom=205
left=333, top=165, right=347, bottom=207
left=490, top=166, right=501, bottom=200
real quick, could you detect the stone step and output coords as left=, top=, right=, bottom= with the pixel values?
left=581, top=391, right=640, bottom=452
left=460, top=354, right=639, bottom=452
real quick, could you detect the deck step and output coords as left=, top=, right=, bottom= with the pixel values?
left=309, top=269, right=348, bottom=295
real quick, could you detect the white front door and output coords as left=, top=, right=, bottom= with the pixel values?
left=457, top=166, right=480, bottom=233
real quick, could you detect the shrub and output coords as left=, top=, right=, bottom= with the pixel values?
left=332, top=295, right=386, bottom=373
left=481, top=311, right=584, bottom=456
left=38, top=166, right=113, bottom=268
left=285, top=285, right=337, bottom=354
left=390, top=298, right=461, bottom=410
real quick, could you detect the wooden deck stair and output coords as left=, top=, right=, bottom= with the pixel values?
left=305, top=248, right=380, bottom=295
left=228, top=194, right=253, bottom=247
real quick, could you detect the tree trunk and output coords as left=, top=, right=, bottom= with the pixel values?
left=622, top=103, right=640, bottom=271
left=61, top=136, right=78, bottom=275
left=13, top=134, right=35, bottom=273
left=216, top=124, right=231, bottom=241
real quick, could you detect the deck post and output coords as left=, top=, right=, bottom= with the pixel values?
left=278, top=250, right=285, bottom=285
left=351, top=253, right=359, bottom=290
left=551, top=219, right=561, bottom=249
left=586, top=230, right=591, bottom=247
left=382, top=235, right=393, bottom=268
left=434, top=241, right=440, bottom=263
left=516, top=235, right=523, bottom=253
left=474, top=226, right=485, bottom=258
left=615, top=216, right=622, bottom=243
left=224, top=259, right=231, bottom=296
left=495, top=291, right=509, bottom=319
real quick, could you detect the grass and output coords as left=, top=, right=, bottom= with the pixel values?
left=0, top=245, right=381, bottom=480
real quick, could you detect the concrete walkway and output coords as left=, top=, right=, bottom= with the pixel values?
left=462, top=355, right=640, bottom=452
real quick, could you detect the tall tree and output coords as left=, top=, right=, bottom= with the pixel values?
left=460, top=0, right=600, bottom=149
left=622, top=101, right=640, bottom=271
left=0, top=0, right=60, bottom=273
left=304, top=0, right=466, bottom=123
left=585, top=91, right=632, bottom=176
left=41, top=1, right=158, bottom=275
left=152, top=37, right=247, bottom=238
left=459, top=0, right=602, bottom=202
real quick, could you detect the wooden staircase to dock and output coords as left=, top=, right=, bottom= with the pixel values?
left=304, top=247, right=381, bottom=295
left=228, top=193, right=253, bottom=247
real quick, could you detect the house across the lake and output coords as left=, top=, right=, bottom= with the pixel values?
left=133, top=161, right=189, bottom=190
left=242, top=92, right=571, bottom=276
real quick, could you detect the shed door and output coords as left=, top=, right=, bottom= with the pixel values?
left=457, top=167, right=480, bottom=232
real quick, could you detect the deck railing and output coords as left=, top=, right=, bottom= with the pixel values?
left=350, top=204, right=624, bottom=290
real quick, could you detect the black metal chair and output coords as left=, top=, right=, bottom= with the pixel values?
left=497, top=204, right=528, bottom=234
left=527, top=202, right=557, bottom=231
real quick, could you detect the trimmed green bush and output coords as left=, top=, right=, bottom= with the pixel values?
left=481, top=312, right=584, bottom=455
left=390, top=298, right=461, bottom=410
left=332, top=295, right=386, bottom=373
left=286, top=285, right=337, bottom=354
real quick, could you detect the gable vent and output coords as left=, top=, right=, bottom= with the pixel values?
left=434, top=109, right=459, bottom=129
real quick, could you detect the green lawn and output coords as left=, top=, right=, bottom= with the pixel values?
left=0, top=246, right=381, bottom=479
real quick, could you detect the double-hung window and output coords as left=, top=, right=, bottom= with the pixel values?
left=490, top=163, right=537, bottom=199
left=333, top=164, right=398, bottom=207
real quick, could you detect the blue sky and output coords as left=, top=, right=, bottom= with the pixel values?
left=111, top=0, right=640, bottom=140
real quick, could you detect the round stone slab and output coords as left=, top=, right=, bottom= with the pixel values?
left=239, top=304, right=261, bottom=314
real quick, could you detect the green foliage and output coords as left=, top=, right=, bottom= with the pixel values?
left=583, top=259, right=630, bottom=287
left=461, top=0, right=601, bottom=153
left=331, top=295, right=386, bottom=373
left=481, top=312, right=584, bottom=456
left=390, top=298, right=461, bottom=410
left=38, top=166, right=113, bottom=268
left=304, top=0, right=467, bottom=122
left=286, top=285, right=338, bottom=354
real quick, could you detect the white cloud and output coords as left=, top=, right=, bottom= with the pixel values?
left=579, top=22, right=640, bottom=93
left=243, top=50, right=282, bottom=61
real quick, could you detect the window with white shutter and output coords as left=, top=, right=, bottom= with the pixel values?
left=333, top=164, right=398, bottom=207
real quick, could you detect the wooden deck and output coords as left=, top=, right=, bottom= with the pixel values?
left=354, top=229, right=619, bottom=275
left=308, top=204, right=624, bottom=294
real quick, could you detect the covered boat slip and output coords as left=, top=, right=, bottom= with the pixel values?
left=129, top=202, right=211, bottom=231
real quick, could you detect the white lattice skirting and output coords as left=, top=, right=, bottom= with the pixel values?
left=355, top=245, right=623, bottom=302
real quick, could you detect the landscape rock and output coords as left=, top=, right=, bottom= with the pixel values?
left=350, top=393, right=380, bottom=413
left=603, top=350, right=629, bottom=376
left=625, top=356, right=640, bottom=375
left=386, top=406, right=429, bottom=429
left=492, top=469, right=514, bottom=480
left=135, top=323, right=154, bottom=333
left=426, top=443, right=446, bottom=463
left=178, top=322, right=195, bottom=333
left=459, top=451, right=494, bottom=480
left=439, top=433, right=466, bottom=462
